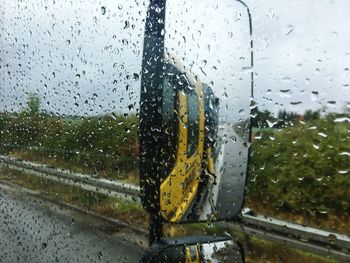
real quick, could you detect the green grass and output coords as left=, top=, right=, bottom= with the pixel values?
left=0, top=166, right=148, bottom=228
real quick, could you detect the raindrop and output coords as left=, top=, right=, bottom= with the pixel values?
left=327, top=234, right=337, bottom=244
left=327, top=101, right=336, bottom=107
left=312, top=144, right=320, bottom=150
left=334, top=117, right=350, bottom=123
left=101, top=6, right=106, bottom=15
left=280, top=89, right=290, bottom=93
left=267, top=120, right=278, bottom=128
left=241, top=66, right=253, bottom=73
left=155, top=6, right=162, bottom=13
left=317, top=132, right=327, bottom=138
left=124, top=20, right=130, bottom=29
left=311, top=91, right=318, bottom=101
left=97, top=251, right=103, bottom=260
left=284, top=25, right=294, bottom=35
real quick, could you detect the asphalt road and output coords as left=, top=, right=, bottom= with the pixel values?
left=0, top=185, right=145, bottom=263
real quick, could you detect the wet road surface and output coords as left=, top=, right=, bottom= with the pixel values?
left=0, top=185, right=145, bottom=263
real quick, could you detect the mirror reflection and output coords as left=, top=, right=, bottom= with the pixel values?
left=158, top=0, right=253, bottom=222
left=141, top=237, right=243, bottom=263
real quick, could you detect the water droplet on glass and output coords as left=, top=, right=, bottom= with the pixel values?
left=124, top=21, right=130, bottom=29
left=101, top=6, right=106, bottom=15
left=327, top=234, right=337, bottom=244
left=318, top=132, right=327, bottom=138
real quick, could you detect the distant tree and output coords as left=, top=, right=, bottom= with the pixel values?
left=304, top=109, right=320, bottom=121
left=27, top=94, right=40, bottom=115
left=251, top=107, right=274, bottom=128
left=277, top=110, right=298, bottom=127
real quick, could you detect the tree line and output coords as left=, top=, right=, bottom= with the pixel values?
left=0, top=95, right=139, bottom=179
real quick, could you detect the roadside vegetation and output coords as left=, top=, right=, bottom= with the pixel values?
left=0, top=96, right=349, bottom=233
left=0, top=95, right=348, bottom=262
left=0, top=166, right=148, bottom=229
left=1, top=96, right=349, bottom=232
left=247, top=108, right=350, bottom=233
left=0, top=95, right=139, bottom=181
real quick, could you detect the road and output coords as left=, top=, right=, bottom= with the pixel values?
left=0, top=184, right=145, bottom=263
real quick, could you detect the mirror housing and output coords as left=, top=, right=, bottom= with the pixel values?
left=141, top=236, right=244, bottom=263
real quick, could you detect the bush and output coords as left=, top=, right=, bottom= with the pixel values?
left=0, top=111, right=139, bottom=179
left=247, top=114, right=350, bottom=215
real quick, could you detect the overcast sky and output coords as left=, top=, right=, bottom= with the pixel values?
left=0, top=0, right=349, bottom=116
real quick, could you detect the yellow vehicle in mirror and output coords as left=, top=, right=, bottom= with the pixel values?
left=159, top=56, right=219, bottom=222
left=184, top=244, right=201, bottom=263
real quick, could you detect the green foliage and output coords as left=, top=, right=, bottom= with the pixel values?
left=277, top=110, right=298, bottom=127
left=0, top=111, right=139, bottom=179
left=1, top=103, right=349, bottom=217
left=77, top=191, right=108, bottom=205
left=304, top=109, right=321, bottom=121
left=251, top=107, right=275, bottom=128
left=248, top=114, right=350, bottom=215
left=27, top=94, right=40, bottom=115
left=0, top=113, right=46, bottom=148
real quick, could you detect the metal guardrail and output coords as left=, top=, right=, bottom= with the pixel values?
left=0, top=155, right=140, bottom=203
left=235, top=209, right=350, bottom=262
left=0, top=155, right=349, bottom=261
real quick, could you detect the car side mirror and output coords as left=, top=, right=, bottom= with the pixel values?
left=140, top=0, right=253, bottom=224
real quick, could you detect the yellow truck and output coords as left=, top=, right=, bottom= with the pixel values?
left=159, top=57, right=219, bottom=222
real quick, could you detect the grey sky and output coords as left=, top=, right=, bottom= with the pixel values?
left=0, top=0, right=349, bottom=116
left=246, top=0, right=350, bottom=115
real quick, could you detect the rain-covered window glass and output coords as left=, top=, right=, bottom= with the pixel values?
left=0, top=0, right=148, bottom=261
left=0, top=0, right=349, bottom=262
left=246, top=0, right=350, bottom=232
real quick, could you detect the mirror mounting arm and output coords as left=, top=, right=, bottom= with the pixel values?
left=149, top=214, right=163, bottom=246
left=141, top=0, right=167, bottom=246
